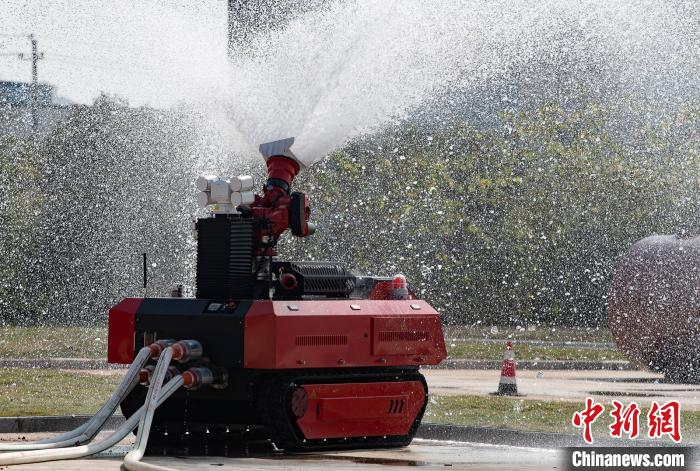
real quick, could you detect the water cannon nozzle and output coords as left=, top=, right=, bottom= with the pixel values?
left=258, top=137, right=304, bottom=168
left=258, top=138, right=303, bottom=193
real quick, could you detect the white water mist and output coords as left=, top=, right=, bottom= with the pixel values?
left=218, top=0, right=698, bottom=166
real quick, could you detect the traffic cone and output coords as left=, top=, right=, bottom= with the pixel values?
left=492, top=341, right=521, bottom=396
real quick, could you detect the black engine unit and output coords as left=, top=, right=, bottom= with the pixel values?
left=272, top=261, right=356, bottom=299
left=196, top=216, right=358, bottom=301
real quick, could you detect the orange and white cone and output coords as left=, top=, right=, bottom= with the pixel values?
left=493, top=341, right=520, bottom=396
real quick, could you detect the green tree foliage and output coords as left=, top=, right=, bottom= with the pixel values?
left=286, top=101, right=700, bottom=326
left=0, top=137, right=43, bottom=324
left=1, top=98, right=698, bottom=326
left=2, top=95, right=227, bottom=325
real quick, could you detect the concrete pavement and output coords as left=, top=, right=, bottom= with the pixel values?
left=1, top=439, right=560, bottom=470
left=423, top=368, right=700, bottom=409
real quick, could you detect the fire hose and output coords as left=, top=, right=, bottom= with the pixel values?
left=122, top=346, right=174, bottom=471
left=0, top=340, right=212, bottom=468
left=0, top=346, right=152, bottom=451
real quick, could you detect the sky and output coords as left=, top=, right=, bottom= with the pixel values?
left=0, top=0, right=230, bottom=107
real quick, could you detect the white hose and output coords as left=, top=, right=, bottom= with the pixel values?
left=0, top=365, right=183, bottom=465
left=122, top=346, right=176, bottom=471
left=0, top=347, right=153, bottom=451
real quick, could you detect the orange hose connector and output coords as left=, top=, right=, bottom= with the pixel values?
left=147, top=340, right=175, bottom=360
left=171, top=340, right=203, bottom=363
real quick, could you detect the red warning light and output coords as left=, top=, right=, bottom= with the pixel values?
left=393, top=274, right=407, bottom=290
left=392, top=274, right=409, bottom=300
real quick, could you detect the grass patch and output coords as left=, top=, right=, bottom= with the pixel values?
left=443, top=325, right=613, bottom=343
left=0, top=368, right=122, bottom=416
left=0, top=327, right=106, bottom=359
left=425, top=395, right=700, bottom=443
left=447, top=343, right=625, bottom=361
left=425, top=394, right=582, bottom=433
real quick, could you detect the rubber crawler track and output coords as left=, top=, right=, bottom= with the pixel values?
left=121, top=367, right=428, bottom=453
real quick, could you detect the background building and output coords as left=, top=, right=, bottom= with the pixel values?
left=0, top=80, right=73, bottom=137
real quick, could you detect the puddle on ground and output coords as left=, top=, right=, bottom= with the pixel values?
left=97, top=442, right=438, bottom=467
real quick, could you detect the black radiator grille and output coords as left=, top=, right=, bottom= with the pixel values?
left=291, top=263, right=345, bottom=276
left=196, top=217, right=254, bottom=299
left=288, top=262, right=356, bottom=295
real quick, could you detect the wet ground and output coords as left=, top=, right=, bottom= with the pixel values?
left=1, top=438, right=560, bottom=470
left=423, top=369, right=700, bottom=408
